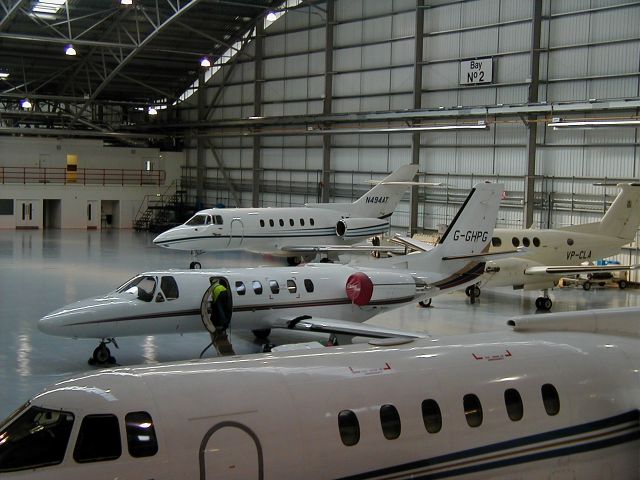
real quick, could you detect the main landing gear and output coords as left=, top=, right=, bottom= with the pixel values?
left=465, top=284, right=481, bottom=304
left=88, top=338, right=118, bottom=366
left=535, top=290, right=552, bottom=311
left=189, top=249, right=203, bottom=269
left=418, top=298, right=432, bottom=308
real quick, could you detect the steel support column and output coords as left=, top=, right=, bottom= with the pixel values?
left=321, top=0, right=334, bottom=203
left=252, top=20, right=264, bottom=208
left=410, top=0, right=424, bottom=235
left=196, top=70, right=206, bottom=208
left=524, top=0, right=542, bottom=228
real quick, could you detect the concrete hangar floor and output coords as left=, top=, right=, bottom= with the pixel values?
left=1, top=229, right=639, bottom=419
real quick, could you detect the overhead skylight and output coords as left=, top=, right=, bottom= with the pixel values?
left=33, top=0, right=66, bottom=15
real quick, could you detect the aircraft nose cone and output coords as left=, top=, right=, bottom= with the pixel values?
left=38, top=308, right=66, bottom=336
left=153, top=229, right=174, bottom=246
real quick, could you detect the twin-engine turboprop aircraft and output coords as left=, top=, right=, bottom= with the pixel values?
left=6, top=307, right=640, bottom=478
left=39, top=182, right=507, bottom=364
left=153, top=164, right=419, bottom=267
left=415, top=182, right=640, bottom=310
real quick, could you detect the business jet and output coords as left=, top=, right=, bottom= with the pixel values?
left=153, top=164, right=419, bottom=267
left=415, top=182, right=640, bottom=310
left=6, top=307, right=640, bottom=479
left=39, top=182, right=508, bottom=365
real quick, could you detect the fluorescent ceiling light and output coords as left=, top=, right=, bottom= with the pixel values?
left=266, top=11, right=277, bottom=21
left=304, top=122, right=489, bottom=135
left=21, top=99, right=32, bottom=109
left=65, top=44, right=76, bottom=56
left=0, top=71, right=9, bottom=79
left=148, top=107, right=158, bottom=115
left=200, top=57, right=211, bottom=67
left=548, top=119, right=640, bottom=129
left=121, top=0, right=133, bottom=4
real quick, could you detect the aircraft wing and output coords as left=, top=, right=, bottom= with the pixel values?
left=443, top=247, right=526, bottom=261
left=281, top=245, right=409, bottom=254
left=272, top=315, right=425, bottom=339
left=524, top=264, right=640, bottom=275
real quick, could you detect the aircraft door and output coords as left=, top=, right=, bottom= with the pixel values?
left=200, top=277, right=232, bottom=333
left=227, top=217, right=244, bottom=248
left=200, top=422, right=263, bottom=480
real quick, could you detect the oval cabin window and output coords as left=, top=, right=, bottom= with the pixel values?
left=338, top=410, right=360, bottom=446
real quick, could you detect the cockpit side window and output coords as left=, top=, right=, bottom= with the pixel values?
left=185, top=214, right=209, bottom=226
left=116, top=275, right=156, bottom=302
left=73, top=414, right=121, bottom=463
left=215, top=215, right=223, bottom=224
left=160, top=276, right=179, bottom=300
left=125, top=412, right=158, bottom=458
left=0, top=406, right=75, bottom=473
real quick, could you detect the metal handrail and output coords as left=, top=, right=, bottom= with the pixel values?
left=0, top=167, right=166, bottom=186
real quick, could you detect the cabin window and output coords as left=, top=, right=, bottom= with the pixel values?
left=185, top=214, right=208, bottom=226
left=260, top=220, right=265, bottom=227
left=289, top=219, right=294, bottom=226
left=504, top=388, right=524, bottom=421
left=338, top=410, right=360, bottom=446
left=125, top=412, right=158, bottom=458
left=300, top=218, right=305, bottom=226
left=511, top=237, right=520, bottom=247
left=541, top=384, right=560, bottom=416
left=567, top=238, right=574, bottom=246
left=73, top=414, right=122, bottom=463
left=215, top=215, right=223, bottom=225
left=0, top=406, right=74, bottom=473
left=160, top=276, right=179, bottom=300
left=235, top=281, right=246, bottom=295
left=379, top=404, right=401, bottom=440
left=491, top=237, right=502, bottom=247
left=279, top=219, right=284, bottom=227
left=533, top=237, right=540, bottom=247
left=287, top=279, right=297, bottom=293
left=269, top=280, right=280, bottom=294
left=522, top=237, right=530, bottom=247
left=269, top=219, right=274, bottom=227
left=421, top=399, right=442, bottom=433
left=310, top=218, right=315, bottom=226
left=252, top=281, right=263, bottom=295
left=463, top=394, right=483, bottom=427
left=304, top=279, right=314, bottom=293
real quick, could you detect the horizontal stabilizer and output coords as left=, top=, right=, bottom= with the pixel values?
left=524, top=264, right=640, bottom=276
left=273, top=315, right=426, bottom=339
left=366, top=180, right=444, bottom=187
left=508, top=307, right=640, bottom=337
left=390, top=235, right=434, bottom=253
left=443, top=247, right=526, bottom=262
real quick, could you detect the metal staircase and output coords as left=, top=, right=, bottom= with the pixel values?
left=134, top=181, right=191, bottom=232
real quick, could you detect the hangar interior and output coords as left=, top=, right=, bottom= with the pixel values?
left=2, top=0, right=640, bottom=448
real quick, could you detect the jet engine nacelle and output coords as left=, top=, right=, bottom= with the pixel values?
left=346, top=271, right=416, bottom=306
left=336, top=218, right=389, bottom=239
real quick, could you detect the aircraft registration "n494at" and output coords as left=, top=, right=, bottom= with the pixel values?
left=4, top=307, right=640, bottom=478
left=153, top=164, right=419, bottom=266
left=39, top=182, right=505, bottom=364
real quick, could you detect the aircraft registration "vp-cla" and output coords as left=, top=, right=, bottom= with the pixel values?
left=453, top=230, right=489, bottom=242
left=567, top=250, right=592, bottom=261
left=365, top=196, right=389, bottom=204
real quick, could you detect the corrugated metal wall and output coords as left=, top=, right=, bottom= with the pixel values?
left=180, top=0, right=640, bottom=243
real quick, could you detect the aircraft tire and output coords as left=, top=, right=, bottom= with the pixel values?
left=92, top=344, right=111, bottom=364
left=418, top=298, right=432, bottom=308
left=619, top=280, right=628, bottom=289
left=582, top=281, right=591, bottom=291
left=190, top=261, right=202, bottom=269
left=465, top=286, right=472, bottom=297
left=252, top=328, right=271, bottom=339
left=287, top=256, right=301, bottom=266
left=473, top=286, right=481, bottom=298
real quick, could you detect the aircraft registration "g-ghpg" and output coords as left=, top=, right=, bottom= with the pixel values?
left=452, top=230, right=489, bottom=242
left=364, top=196, right=389, bottom=204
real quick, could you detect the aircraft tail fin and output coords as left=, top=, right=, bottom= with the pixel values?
left=405, top=182, right=503, bottom=291
left=561, top=183, right=640, bottom=240
left=339, top=164, right=419, bottom=218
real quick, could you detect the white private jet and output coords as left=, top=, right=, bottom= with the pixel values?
left=153, top=164, right=419, bottom=267
left=5, top=307, right=640, bottom=478
left=415, top=182, right=640, bottom=310
left=39, top=182, right=508, bottom=364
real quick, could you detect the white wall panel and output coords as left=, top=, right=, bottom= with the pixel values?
left=494, top=148, right=526, bottom=176
left=334, top=21, right=362, bottom=47
left=332, top=148, right=360, bottom=171
left=388, top=150, right=412, bottom=171
left=459, top=87, right=498, bottom=107
left=285, top=54, right=310, bottom=77
left=284, top=78, right=309, bottom=99
left=547, top=48, right=588, bottom=79
left=309, top=26, right=326, bottom=51
left=390, top=93, right=413, bottom=110
left=361, top=69, right=391, bottom=95
left=307, top=76, right=324, bottom=99
left=263, top=80, right=285, bottom=102
left=426, top=3, right=460, bottom=32
left=588, top=77, right=636, bottom=101
left=263, top=103, right=284, bottom=116
left=357, top=148, right=389, bottom=171
left=363, top=16, right=392, bottom=43
left=583, top=147, right=635, bottom=178
left=363, top=0, right=393, bottom=17
left=588, top=43, right=638, bottom=77
left=241, top=83, right=254, bottom=103
left=391, top=38, right=414, bottom=66
left=422, top=90, right=458, bottom=108
left=496, top=85, right=527, bottom=105
left=456, top=149, right=495, bottom=175
left=495, top=55, right=528, bottom=83
left=500, top=0, right=533, bottom=22
left=283, top=101, right=308, bottom=115
left=334, top=46, right=362, bottom=71
left=546, top=81, right=587, bottom=102
left=392, top=11, right=414, bottom=38
left=390, top=66, right=413, bottom=93
left=308, top=52, right=325, bottom=75
left=333, top=97, right=362, bottom=113
left=221, top=85, right=243, bottom=105
left=549, top=14, right=589, bottom=46
left=537, top=147, right=584, bottom=177
left=498, top=23, right=531, bottom=53
left=423, top=63, right=458, bottom=89
left=494, top=123, right=526, bottom=145
left=461, top=28, right=499, bottom=59
left=462, top=0, right=499, bottom=28
left=336, top=0, right=363, bottom=21
left=361, top=96, right=391, bottom=112
left=262, top=148, right=284, bottom=169
left=362, top=44, right=391, bottom=69
left=424, top=33, right=459, bottom=62
left=590, top=7, right=640, bottom=42
left=333, top=72, right=362, bottom=96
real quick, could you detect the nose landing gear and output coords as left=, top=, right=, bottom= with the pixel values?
left=88, top=338, right=118, bottom=366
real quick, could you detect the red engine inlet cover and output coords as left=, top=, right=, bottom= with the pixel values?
left=345, top=272, right=374, bottom=306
